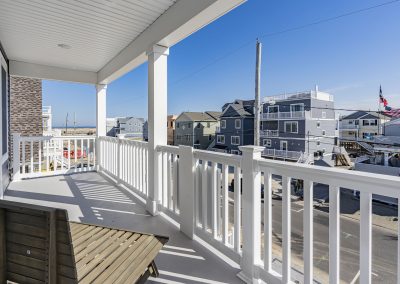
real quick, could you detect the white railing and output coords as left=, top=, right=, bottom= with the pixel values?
left=260, top=130, right=279, bottom=137
left=156, top=145, right=180, bottom=220
left=98, top=136, right=148, bottom=197
left=262, top=90, right=333, bottom=103
left=339, top=124, right=359, bottom=130
left=95, top=141, right=400, bottom=283
left=12, top=134, right=96, bottom=180
left=193, top=149, right=242, bottom=262
left=263, top=148, right=302, bottom=160
left=261, top=111, right=305, bottom=120
left=245, top=151, right=400, bottom=284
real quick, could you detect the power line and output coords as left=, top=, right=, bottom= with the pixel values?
left=171, top=0, right=400, bottom=85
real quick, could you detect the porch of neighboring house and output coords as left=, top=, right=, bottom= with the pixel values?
left=4, top=171, right=242, bottom=284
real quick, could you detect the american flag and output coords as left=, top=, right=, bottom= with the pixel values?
left=384, top=108, right=400, bottom=118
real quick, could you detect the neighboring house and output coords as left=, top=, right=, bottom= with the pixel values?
left=261, top=87, right=337, bottom=160
left=174, top=111, right=221, bottom=149
left=167, top=115, right=177, bottom=145
left=383, top=118, right=400, bottom=136
left=106, top=117, right=147, bottom=139
left=213, top=99, right=254, bottom=154
left=339, top=111, right=390, bottom=152
left=106, top=118, right=119, bottom=137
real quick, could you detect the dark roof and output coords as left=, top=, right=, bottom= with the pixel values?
left=221, top=99, right=255, bottom=118
left=177, top=111, right=221, bottom=122
left=342, top=111, right=389, bottom=120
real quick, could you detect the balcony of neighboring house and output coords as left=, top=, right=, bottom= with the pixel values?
left=260, top=129, right=279, bottom=137
left=1, top=1, right=400, bottom=284
left=261, top=111, right=306, bottom=120
left=339, top=124, right=360, bottom=130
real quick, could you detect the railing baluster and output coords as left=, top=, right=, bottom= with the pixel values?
left=172, top=155, right=178, bottom=211
left=282, top=175, right=292, bottom=283
left=30, top=140, right=33, bottom=173
left=38, top=140, right=42, bottom=173
left=45, top=140, right=49, bottom=172
left=264, top=170, right=272, bottom=271
left=201, top=161, right=208, bottom=230
left=211, top=162, right=218, bottom=239
left=222, top=164, right=229, bottom=245
left=22, top=140, right=25, bottom=174
left=167, top=154, right=172, bottom=210
left=67, top=139, right=71, bottom=170
left=234, top=166, right=241, bottom=253
left=162, top=152, right=168, bottom=206
left=360, top=191, right=372, bottom=284
left=329, top=185, right=340, bottom=284
left=303, top=179, right=314, bottom=284
left=80, top=138, right=84, bottom=172
left=194, top=160, right=200, bottom=227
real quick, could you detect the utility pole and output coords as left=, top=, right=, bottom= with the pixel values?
left=254, top=39, right=262, bottom=146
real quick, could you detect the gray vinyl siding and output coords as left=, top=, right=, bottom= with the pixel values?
left=261, top=97, right=337, bottom=155
left=217, top=117, right=254, bottom=153
left=175, top=120, right=218, bottom=149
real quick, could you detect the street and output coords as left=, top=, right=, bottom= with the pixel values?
left=226, top=190, right=398, bottom=283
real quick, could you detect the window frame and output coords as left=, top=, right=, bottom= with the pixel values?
left=221, top=120, right=226, bottom=129
left=217, top=135, right=225, bottom=144
left=263, top=139, right=272, bottom=147
left=231, top=136, right=240, bottom=145
left=235, top=119, right=241, bottom=129
left=284, top=121, right=298, bottom=134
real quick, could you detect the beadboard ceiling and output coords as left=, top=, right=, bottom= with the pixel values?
left=0, top=0, right=177, bottom=72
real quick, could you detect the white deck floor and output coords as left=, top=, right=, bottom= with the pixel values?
left=5, top=172, right=243, bottom=284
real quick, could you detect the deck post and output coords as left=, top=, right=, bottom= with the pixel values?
left=178, top=145, right=195, bottom=238
left=237, top=145, right=264, bottom=283
left=146, top=45, right=169, bottom=216
left=12, top=133, right=21, bottom=182
left=96, top=84, right=107, bottom=171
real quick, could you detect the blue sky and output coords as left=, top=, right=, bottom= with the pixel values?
left=43, top=0, right=400, bottom=126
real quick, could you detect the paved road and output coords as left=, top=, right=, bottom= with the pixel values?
left=267, top=198, right=397, bottom=283
left=227, top=193, right=398, bottom=283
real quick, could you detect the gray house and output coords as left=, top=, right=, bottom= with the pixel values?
left=213, top=99, right=254, bottom=154
left=174, top=111, right=221, bottom=149
left=383, top=118, right=400, bottom=136
left=106, top=116, right=147, bottom=139
left=261, top=88, right=337, bottom=160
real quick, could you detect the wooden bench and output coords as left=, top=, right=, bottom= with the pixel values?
left=0, top=200, right=168, bottom=283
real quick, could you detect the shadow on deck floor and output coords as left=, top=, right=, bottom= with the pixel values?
left=5, top=172, right=243, bottom=284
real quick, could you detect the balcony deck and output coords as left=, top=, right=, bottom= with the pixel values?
left=4, top=172, right=243, bottom=284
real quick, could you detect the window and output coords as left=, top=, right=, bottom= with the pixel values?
left=208, top=135, right=212, bottom=141
left=231, top=136, right=240, bottom=145
left=316, top=140, right=321, bottom=146
left=363, top=119, right=378, bottom=126
left=290, top=103, right=304, bottom=112
left=268, top=105, right=279, bottom=113
left=322, top=130, right=326, bottom=136
left=263, top=139, right=272, bottom=147
left=221, top=120, right=226, bottom=129
left=322, top=112, right=326, bottom=119
left=317, top=121, right=321, bottom=128
left=207, top=122, right=210, bottom=128
left=284, top=121, right=298, bottom=133
left=185, top=134, right=191, bottom=141
left=188, top=123, right=192, bottom=128
left=217, top=135, right=225, bottom=144
left=176, top=123, right=180, bottom=128
left=235, top=119, right=241, bottom=129
left=197, top=123, right=201, bottom=128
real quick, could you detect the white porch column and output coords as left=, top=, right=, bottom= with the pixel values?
left=146, top=45, right=169, bottom=215
left=238, top=145, right=264, bottom=283
left=96, top=84, right=107, bottom=137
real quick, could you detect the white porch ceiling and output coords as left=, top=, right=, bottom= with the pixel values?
left=0, top=0, right=246, bottom=84
left=0, top=0, right=177, bottom=72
